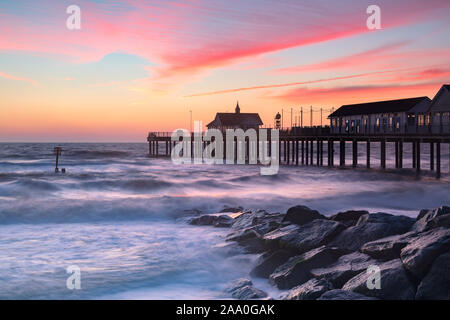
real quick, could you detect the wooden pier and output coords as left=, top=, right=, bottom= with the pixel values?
left=147, top=131, right=450, bottom=179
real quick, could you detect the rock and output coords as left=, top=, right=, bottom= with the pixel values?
left=427, top=214, right=450, bottom=229
left=231, top=209, right=277, bottom=230
left=220, top=206, right=244, bottom=213
left=269, top=246, right=347, bottom=289
left=214, top=215, right=235, bottom=228
left=329, top=213, right=415, bottom=251
left=416, top=252, right=450, bottom=300
left=413, top=206, right=450, bottom=232
left=361, top=232, right=417, bottom=261
left=224, top=278, right=268, bottom=300
left=330, top=210, right=369, bottom=227
left=279, top=278, right=333, bottom=300
left=189, top=214, right=234, bottom=227
left=317, top=289, right=377, bottom=300
left=250, top=250, right=292, bottom=278
left=264, top=220, right=346, bottom=253
left=225, top=278, right=252, bottom=293
left=342, top=259, right=416, bottom=300
left=282, top=205, right=326, bottom=226
left=400, top=227, right=450, bottom=279
left=311, top=252, right=377, bottom=288
left=226, top=228, right=266, bottom=253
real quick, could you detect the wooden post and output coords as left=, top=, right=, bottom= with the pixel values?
left=310, top=140, right=314, bottom=165
left=301, top=140, right=305, bottom=165
left=436, top=141, right=441, bottom=179
left=284, top=140, right=287, bottom=164
left=287, top=140, right=290, bottom=164
left=395, top=141, right=399, bottom=169
left=327, top=140, right=331, bottom=167
left=340, top=140, right=345, bottom=167
left=381, top=140, right=386, bottom=169
left=320, top=140, right=324, bottom=166
left=399, top=141, right=403, bottom=169
left=305, top=139, right=309, bottom=165
left=412, top=142, right=416, bottom=168
left=352, top=139, right=357, bottom=168
left=430, top=142, right=434, bottom=171
left=292, top=139, right=295, bottom=163
left=366, top=140, right=371, bottom=169
left=416, top=140, right=421, bottom=174
left=330, top=140, right=334, bottom=166
left=316, top=140, right=320, bottom=166
left=296, top=140, right=299, bottom=166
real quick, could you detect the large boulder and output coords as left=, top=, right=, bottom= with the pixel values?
left=226, top=210, right=284, bottom=253
left=282, top=205, right=326, bottom=226
left=413, top=206, right=450, bottom=232
left=279, top=278, right=333, bottom=300
left=342, top=259, right=416, bottom=300
left=311, top=252, right=377, bottom=288
left=329, top=213, right=415, bottom=251
left=226, top=228, right=266, bottom=253
left=416, top=252, right=450, bottom=300
left=269, top=246, right=347, bottom=289
left=264, top=220, right=346, bottom=253
left=250, top=250, right=292, bottom=278
left=317, top=289, right=377, bottom=300
left=231, top=209, right=283, bottom=232
left=189, top=214, right=234, bottom=228
left=224, top=278, right=268, bottom=300
left=361, top=232, right=417, bottom=261
left=330, top=210, right=369, bottom=227
left=400, top=227, right=450, bottom=279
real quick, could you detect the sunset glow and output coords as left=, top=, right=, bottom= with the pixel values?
left=1, top=0, right=450, bottom=141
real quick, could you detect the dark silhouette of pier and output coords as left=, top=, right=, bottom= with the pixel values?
left=147, top=130, right=450, bottom=179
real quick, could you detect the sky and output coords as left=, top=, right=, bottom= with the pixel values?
left=0, top=0, right=449, bottom=142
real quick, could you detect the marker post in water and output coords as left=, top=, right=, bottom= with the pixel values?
left=53, top=147, right=65, bottom=173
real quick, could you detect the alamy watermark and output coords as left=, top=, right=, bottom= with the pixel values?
left=66, top=265, right=81, bottom=290
left=66, top=5, right=81, bottom=30
left=170, top=121, right=280, bottom=175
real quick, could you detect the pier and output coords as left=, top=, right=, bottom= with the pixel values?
left=147, top=130, right=450, bottom=179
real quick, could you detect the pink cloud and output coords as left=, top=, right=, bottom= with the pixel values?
left=0, top=71, right=38, bottom=86
left=1, top=0, right=449, bottom=82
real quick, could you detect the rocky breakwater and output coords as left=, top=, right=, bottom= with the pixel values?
left=189, top=205, right=450, bottom=300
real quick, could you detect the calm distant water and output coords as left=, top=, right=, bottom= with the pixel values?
left=0, top=142, right=449, bottom=299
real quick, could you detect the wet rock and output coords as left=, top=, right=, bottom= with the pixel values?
left=413, top=206, right=450, bottom=232
left=250, top=250, right=292, bottom=278
left=269, top=246, right=347, bottom=289
left=361, top=232, right=417, bottom=261
left=224, top=278, right=268, bottom=300
left=230, top=210, right=283, bottom=234
left=416, top=252, right=450, bottom=300
left=226, top=228, right=266, bottom=253
left=264, top=220, right=346, bottom=253
left=279, top=278, right=333, bottom=300
left=400, top=227, right=450, bottom=279
left=214, top=215, right=235, bottom=228
left=311, top=252, right=377, bottom=288
left=329, top=213, right=415, bottom=251
left=427, top=214, right=450, bottom=229
left=317, top=289, right=377, bottom=300
left=189, top=214, right=234, bottom=228
left=220, top=206, right=244, bottom=213
left=330, top=210, right=369, bottom=227
left=282, top=205, right=326, bottom=226
left=342, top=259, right=416, bottom=300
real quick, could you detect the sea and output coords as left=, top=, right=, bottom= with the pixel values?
left=0, top=142, right=449, bottom=299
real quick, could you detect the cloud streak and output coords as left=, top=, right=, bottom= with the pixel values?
left=0, top=71, right=38, bottom=86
